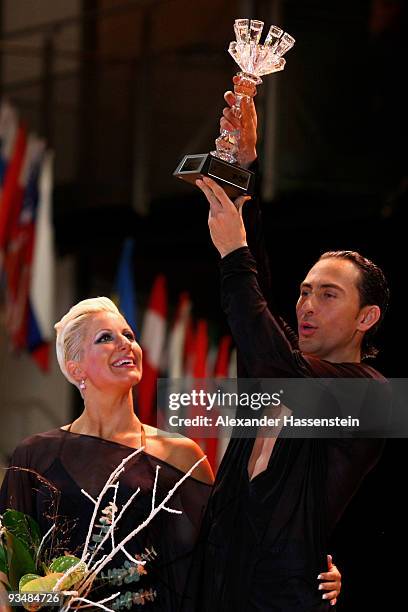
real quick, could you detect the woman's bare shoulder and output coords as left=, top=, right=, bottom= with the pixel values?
left=143, top=425, right=214, bottom=485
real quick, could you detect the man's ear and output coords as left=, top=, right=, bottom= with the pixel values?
left=357, top=305, right=381, bottom=333
left=67, top=360, right=86, bottom=383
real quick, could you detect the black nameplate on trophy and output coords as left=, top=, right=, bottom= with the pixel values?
left=173, top=153, right=255, bottom=198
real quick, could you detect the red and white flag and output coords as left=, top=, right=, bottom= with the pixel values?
left=208, top=335, right=233, bottom=471
left=187, top=319, right=209, bottom=454
left=228, top=347, right=237, bottom=378
left=3, top=134, right=45, bottom=353
left=0, top=123, right=27, bottom=268
left=138, top=275, right=167, bottom=425
left=167, top=292, right=191, bottom=379
left=214, top=335, right=232, bottom=378
left=28, top=150, right=55, bottom=370
left=192, top=319, right=208, bottom=378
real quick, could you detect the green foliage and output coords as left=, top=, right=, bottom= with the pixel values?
left=19, top=556, right=86, bottom=595
left=111, top=588, right=157, bottom=610
left=5, top=530, right=36, bottom=590
left=20, top=572, right=64, bottom=593
left=2, top=510, right=41, bottom=557
left=49, top=555, right=82, bottom=574
left=0, top=510, right=42, bottom=589
left=1, top=506, right=160, bottom=611
left=101, top=560, right=143, bottom=586
left=0, top=540, right=8, bottom=576
left=18, top=573, right=41, bottom=591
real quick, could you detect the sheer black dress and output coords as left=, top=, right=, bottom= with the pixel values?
left=0, top=427, right=211, bottom=611
left=188, top=185, right=387, bottom=612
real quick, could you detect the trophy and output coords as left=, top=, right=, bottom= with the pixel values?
left=173, top=19, right=295, bottom=198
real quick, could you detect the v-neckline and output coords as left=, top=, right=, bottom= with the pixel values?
left=247, top=435, right=281, bottom=483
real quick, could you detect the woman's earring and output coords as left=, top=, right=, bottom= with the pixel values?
left=79, top=379, right=86, bottom=391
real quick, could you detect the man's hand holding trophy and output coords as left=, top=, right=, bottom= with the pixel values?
left=173, top=18, right=295, bottom=198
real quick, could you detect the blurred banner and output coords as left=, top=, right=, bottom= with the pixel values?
left=0, top=101, right=55, bottom=371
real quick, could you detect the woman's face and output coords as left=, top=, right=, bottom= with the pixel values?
left=76, top=311, right=143, bottom=392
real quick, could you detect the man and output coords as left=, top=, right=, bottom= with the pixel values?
left=192, top=82, right=388, bottom=611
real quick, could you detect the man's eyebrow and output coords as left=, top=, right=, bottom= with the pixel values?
left=300, top=282, right=345, bottom=292
left=320, top=283, right=344, bottom=292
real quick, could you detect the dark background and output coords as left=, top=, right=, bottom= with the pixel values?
left=1, top=0, right=407, bottom=608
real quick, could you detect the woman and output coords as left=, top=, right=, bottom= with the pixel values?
left=0, top=297, right=213, bottom=610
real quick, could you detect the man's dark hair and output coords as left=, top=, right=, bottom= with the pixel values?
left=318, top=250, right=390, bottom=359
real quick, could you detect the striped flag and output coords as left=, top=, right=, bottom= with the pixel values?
left=192, top=320, right=208, bottom=378
left=138, top=275, right=167, bottom=425
left=27, top=150, right=55, bottom=370
left=0, top=102, right=18, bottom=190
left=3, top=135, right=45, bottom=354
left=213, top=335, right=233, bottom=471
left=188, top=319, right=209, bottom=451
left=214, top=335, right=232, bottom=377
left=184, top=315, right=196, bottom=378
left=0, top=102, right=55, bottom=370
left=0, top=124, right=27, bottom=269
left=167, top=292, right=191, bottom=379
left=228, top=347, right=237, bottom=378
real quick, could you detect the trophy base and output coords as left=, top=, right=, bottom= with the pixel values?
left=173, top=153, right=255, bottom=199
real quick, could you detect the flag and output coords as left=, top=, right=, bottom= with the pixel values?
left=212, top=335, right=233, bottom=470
left=184, top=315, right=196, bottom=377
left=27, top=150, right=55, bottom=370
left=214, top=335, right=232, bottom=377
left=0, top=124, right=27, bottom=269
left=192, top=319, right=208, bottom=378
left=206, top=335, right=232, bottom=471
left=186, top=319, right=209, bottom=451
left=156, top=292, right=191, bottom=431
left=228, top=347, right=237, bottom=378
left=138, top=275, right=167, bottom=425
left=4, top=135, right=45, bottom=354
left=167, top=292, right=191, bottom=379
left=0, top=102, right=18, bottom=188
left=114, top=238, right=138, bottom=335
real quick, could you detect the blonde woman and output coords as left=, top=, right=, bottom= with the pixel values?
left=0, top=297, right=213, bottom=610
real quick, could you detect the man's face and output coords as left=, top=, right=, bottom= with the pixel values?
left=296, top=257, right=364, bottom=362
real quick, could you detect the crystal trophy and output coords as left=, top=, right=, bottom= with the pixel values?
left=173, top=19, right=295, bottom=198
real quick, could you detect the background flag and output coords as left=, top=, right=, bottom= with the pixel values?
left=114, top=238, right=138, bottom=335
left=138, top=274, right=167, bottom=424
left=167, top=291, right=191, bottom=379
left=28, top=150, right=55, bottom=370
left=4, top=135, right=45, bottom=354
left=207, top=335, right=232, bottom=471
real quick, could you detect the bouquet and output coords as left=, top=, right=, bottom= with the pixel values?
left=0, top=446, right=205, bottom=611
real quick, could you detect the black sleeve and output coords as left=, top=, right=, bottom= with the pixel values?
left=220, top=246, right=308, bottom=378
left=242, top=160, right=299, bottom=351
left=0, top=442, right=36, bottom=518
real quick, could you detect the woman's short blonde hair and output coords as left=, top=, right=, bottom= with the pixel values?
left=54, top=297, right=121, bottom=385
